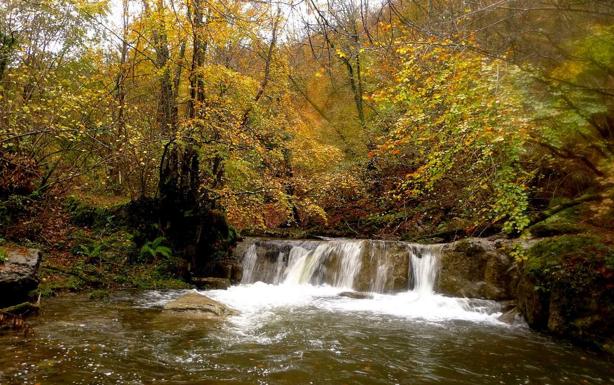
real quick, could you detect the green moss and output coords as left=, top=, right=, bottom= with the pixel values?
left=528, top=222, right=585, bottom=237
left=526, top=235, right=611, bottom=274
left=522, top=235, right=614, bottom=311
left=37, top=285, right=55, bottom=298
left=65, top=196, right=123, bottom=229
left=126, top=268, right=191, bottom=290
left=520, top=235, right=614, bottom=353
left=38, top=275, right=86, bottom=296
left=0, top=247, right=7, bottom=263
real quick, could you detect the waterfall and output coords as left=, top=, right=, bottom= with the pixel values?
left=238, top=238, right=439, bottom=294
left=241, top=244, right=258, bottom=284
left=410, top=248, right=439, bottom=294
left=370, top=241, right=391, bottom=293
left=280, top=241, right=363, bottom=288
left=332, top=241, right=363, bottom=288
left=209, top=238, right=503, bottom=326
left=284, top=245, right=321, bottom=284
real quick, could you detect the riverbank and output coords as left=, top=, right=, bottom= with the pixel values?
left=1, top=193, right=613, bottom=356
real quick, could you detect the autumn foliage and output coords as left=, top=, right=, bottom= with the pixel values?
left=0, top=0, right=612, bottom=239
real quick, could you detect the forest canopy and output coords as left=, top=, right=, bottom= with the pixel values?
left=1, top=0, right=613, bottom=239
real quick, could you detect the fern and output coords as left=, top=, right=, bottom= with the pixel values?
left=139, top=237, right=173, bottom=260
left=79, top=243, right=104, bottom=259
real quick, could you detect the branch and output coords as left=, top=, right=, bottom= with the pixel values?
left=528, top=193, right=602, bottom=227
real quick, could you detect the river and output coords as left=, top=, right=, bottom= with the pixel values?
left=0, top=238, right=612, bottom=384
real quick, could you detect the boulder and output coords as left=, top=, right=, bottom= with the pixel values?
left=338, top=291, right=373, bottom=299
left=207, top=259, right=243, bottom=284
left=436, top=238, right=517, bottom=300
left=516, top=269, right=614, bottom=353
left=163, top=292, right=237, bottom=319
left=515, top=274, right=549, bottom=329
left=0, top=247, right=41, bottom=308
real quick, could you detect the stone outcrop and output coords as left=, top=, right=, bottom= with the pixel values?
left=0, top=247, right=41, bottom=308
left=163, top=292, right=238, bottom=319
left=353, top=241, right=410, bottom=293
left=436, top=238, right=518, bottom=300
left=516, top=271, right=613, bottom=352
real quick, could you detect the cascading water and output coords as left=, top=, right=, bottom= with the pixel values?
left=243, top=240, right=366, bottom=288
left=240, top=244, right=258, bottom=284
left=410, top=247, right=439, bottom=294
left=8, top=238, right=612, bottom=385
left=206, top=238, right=503, bottom=330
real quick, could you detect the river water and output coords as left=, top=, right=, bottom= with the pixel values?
left=0, top=239, right=612, bottom=384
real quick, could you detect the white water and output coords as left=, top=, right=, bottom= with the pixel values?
left=203, top=239, right=504, bottom=339
left=410, top=248, right=439, bottom=294
left=282, top=241, right=364, bottom=287
left=240, top=244, right=258, bottom=284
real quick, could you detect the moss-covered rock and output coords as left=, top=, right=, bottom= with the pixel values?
left=516, top=235, right=614, bottom=353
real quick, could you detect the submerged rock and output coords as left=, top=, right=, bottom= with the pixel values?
left=163, top=292, right=237, bottom=319
left=0, top=247, right=41, bottom=308
left=498, top=306, right=523, bottom=325
left=338, top=291, right=373, bottom=299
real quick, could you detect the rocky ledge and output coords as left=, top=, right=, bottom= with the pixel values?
left=436, top=238, right=518, bottom=301
left=0, top=246, right=42, bottom=308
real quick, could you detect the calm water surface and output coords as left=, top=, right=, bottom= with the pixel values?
left=0, top=288, right=612, bottom=385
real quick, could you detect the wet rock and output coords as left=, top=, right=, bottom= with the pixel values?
left=515, top=235, right=614, bottom=353
left=0, top=247, right=41, bottom=308
left=353, top=241, right=410, bottom=293
left=338, top=291, right=373, bottom=299
left=498, top=306, right=523, bottom=325
left=163, top=292, right=238, bottom=319
left=207, top=259, right=243, bottom=284
left=192, top=277, right=231, bottom=290
left=436, top=238, right=517, bottom=300
left=516, top=274, right=549, bottom=329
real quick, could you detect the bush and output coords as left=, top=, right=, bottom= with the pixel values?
left=65, top=196, right=121, bottom=228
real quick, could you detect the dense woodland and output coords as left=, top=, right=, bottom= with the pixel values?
left=0, top=0, right=613, bottom=357
left=0, top=0, right=613, bottom=273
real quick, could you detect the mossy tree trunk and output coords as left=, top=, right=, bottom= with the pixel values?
left=157, top=0, right=236, bottom=277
